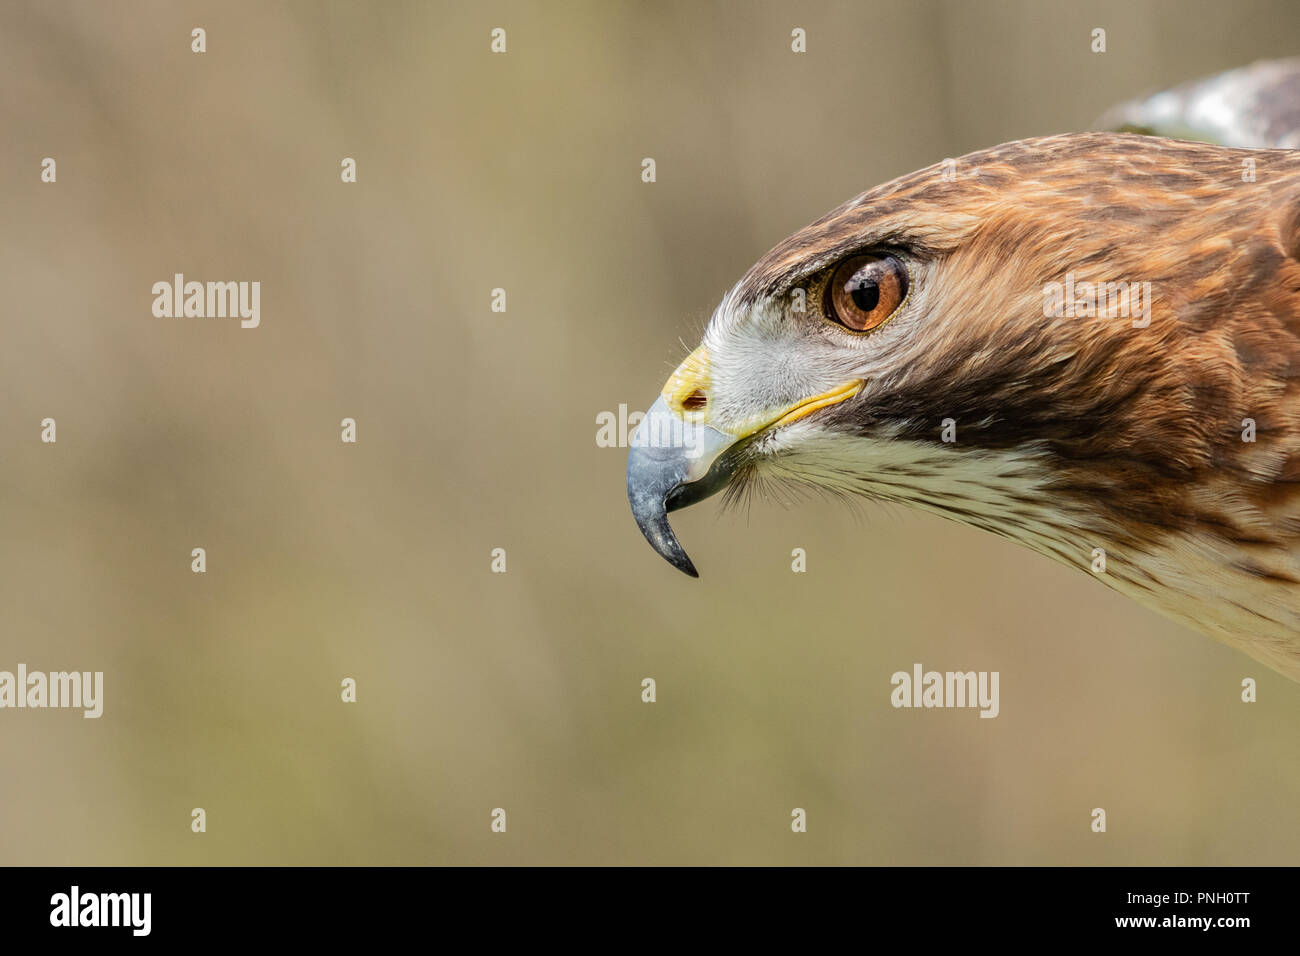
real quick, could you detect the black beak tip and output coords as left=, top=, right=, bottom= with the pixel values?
left=628, top=481, right=702, bottom=578
left=673, top=553, right=700, bottom=578
left=659, top=542, right=701, bottom=578
left=630, top=505, right=702, bottom=578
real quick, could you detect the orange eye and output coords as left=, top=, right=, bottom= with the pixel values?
left=823, top=254, right=908, bottom=333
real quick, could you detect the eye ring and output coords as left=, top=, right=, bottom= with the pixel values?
left=821, top=253, right=909, bottom=334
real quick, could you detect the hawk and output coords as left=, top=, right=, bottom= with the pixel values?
left=627, top=59, right=1300, bottom=682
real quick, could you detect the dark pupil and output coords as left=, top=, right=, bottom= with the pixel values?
left=849, top=277, right=879, bottom=313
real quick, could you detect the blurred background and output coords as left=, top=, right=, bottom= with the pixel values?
left=2, top=0, right=1298, bottom=865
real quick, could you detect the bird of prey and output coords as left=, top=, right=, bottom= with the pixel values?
left=627, top=59, right=1300, bottom=682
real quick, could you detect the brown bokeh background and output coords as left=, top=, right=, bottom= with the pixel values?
left=2, top=0, right=1298, bottom=865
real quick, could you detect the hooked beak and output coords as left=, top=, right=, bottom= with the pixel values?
left=626, top=394, right=743, bottom=578
left=626, top=346, right=863, bottom=576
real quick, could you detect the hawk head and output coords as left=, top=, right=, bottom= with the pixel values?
left=628, top=131, right=1300, bottom=680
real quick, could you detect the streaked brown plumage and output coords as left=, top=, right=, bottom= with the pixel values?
left=628, top=62, right=1300, bottom=682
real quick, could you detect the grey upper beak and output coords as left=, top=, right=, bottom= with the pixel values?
left=626, top=396, right=741, bottom=577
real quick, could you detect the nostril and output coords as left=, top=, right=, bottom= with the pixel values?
left=681, top=389, right=707, bottom=411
